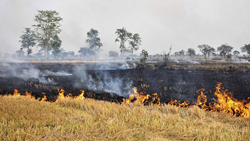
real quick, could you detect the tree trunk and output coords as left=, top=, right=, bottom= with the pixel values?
left=45, top=42, right=48, bottom=60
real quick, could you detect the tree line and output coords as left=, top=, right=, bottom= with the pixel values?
left=18, top=10, right=142, bottom=60
left=174, top=44, right=250, bottom=58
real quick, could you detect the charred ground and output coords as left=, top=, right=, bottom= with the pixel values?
left=1, top=62, right=250, bottom=104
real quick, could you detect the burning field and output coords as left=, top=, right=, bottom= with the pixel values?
left=0, top=61, right=250, bottom=140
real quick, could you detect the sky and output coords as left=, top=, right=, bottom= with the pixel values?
left=0, top=0, right=250, bottom=56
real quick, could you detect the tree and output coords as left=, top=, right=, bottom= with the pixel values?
left=51, top=35, right=63, bottom=58
left=187, top=48, right=195, bottom=57
left=198, top=44, right=215, bottom=58
left=241, top=44, right=250, bottom=56
left=115, top=27, right=132, bottom=56
left=109, top=51, right=119, bottom=58
left=217, top=44, right=233, bottom=58
left=19, top=28, right=36, bottom=56
left=129, top=33, right=141, bottom=56
left=233, top=50, right=240, bottom=56
left=179, top=50, right=185, bottom=56
left=78, top=47, right=95, bottom=57
left=86, top=29, right=103, bottom=50
left=140, top=49, right=148, bottom=64
left=33, top=10, right=63, bottom=60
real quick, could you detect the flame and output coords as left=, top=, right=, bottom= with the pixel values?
left=41, top=92, right=47, bottom=102
left=122, top=88, right=161, bottom=107
left=56, top=89, right=65, bottom=102
left=13, top=89, right=21, bottom=97
left=169, top=83, right=250, bottom=118
left=75, top=90, right=85, bottom=100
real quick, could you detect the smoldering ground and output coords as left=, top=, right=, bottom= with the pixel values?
left=0, top=60, right=135, bottom=97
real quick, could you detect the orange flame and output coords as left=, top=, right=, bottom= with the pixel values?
left=75, top=90, right=85, bottom=100
left=169, top=83, right=250, bottom=118
left=13, top=89, right=21, bottom=97
left=41, top=92, right=47, bottom=102
left=122, top=88, right=161, bottom=107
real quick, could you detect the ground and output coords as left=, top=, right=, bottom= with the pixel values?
left=0, top=96, right=249, bottom=141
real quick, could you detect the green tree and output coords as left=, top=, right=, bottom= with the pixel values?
left=187, top=48, right=195, bottom=57
left=51, top=35, right=63, bottom=58
left=198, top=44, right=215, bottom=58
left=129, top=33, right=141, bottom=56
left=19, top=28, right=36, bottom=56
left=86, top=29, right=103, bottom=50
left=140, top=49, right=148, bottom=64
left=241, top=44, right=250, bottom=56
left=33, top=10, right=63, bottom=60
left=233, top=50, right=240, bottom=56
left=217, top=44, right=233, bottom=58
left=115, top=27, right=132, bottom=56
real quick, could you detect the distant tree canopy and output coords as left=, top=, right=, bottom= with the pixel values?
left=140, top=49, right=148, bottom=64
left=174, top=50, right=185, bottom=57
left=115, top=27, right=141, bottom=57
left=109, top=51, right=119, bottom=58
left=129, top=33, right=141, bottom=55
left=51, top=35, right=63, bottom=58
left=198, top=44, right=215, bottom=58
left=233, top=50, right=240, bottom=56
left=217, top=44, right=233, bottom=58
left=33, top=10, right=63, bottom=60
left=241, top=44, right=250, bottom=56
left=78, top=47, right=95, bottom=57
left=187, top=48, right=195, bottom=57
left=19, top=28, right=36, bottom=56
left=86, top=29, right=103, bottom=50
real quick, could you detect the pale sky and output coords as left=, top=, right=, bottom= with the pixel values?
left=0, top=0, right=250, bottom=55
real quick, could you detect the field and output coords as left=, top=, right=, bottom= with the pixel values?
left=0, top=61, right=250, bottom=140
left=1, top=95, right=250, bottom=141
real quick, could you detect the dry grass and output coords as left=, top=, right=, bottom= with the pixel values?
left=0, top=96, right=249, bottom=141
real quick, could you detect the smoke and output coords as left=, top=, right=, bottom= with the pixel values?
left=73, top=63, right=133, bottom=96
left=0, top=62, right=72, bottom=84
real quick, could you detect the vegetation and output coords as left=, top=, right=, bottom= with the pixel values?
left=0, top=96, right=249, bottom=141
left=115, top=28, right=141, bottom=57
left=140, top=49, right=148, bottom=64
left=19, top=28, right=36, bottom=56
left=51, top=35, right=63, bottom=58
left=86, top=29, right=103, bottom=50
left=241, top=44, right=250, bottom=56
left=33, top=10, right=63, bottom=60
left=129, top=33, right=141, bottom=56
left=187, top=48, right=195, bottom=57
left=217, top=44, right=233, bottom=58
left=233, top=50, right=240, bottom=56
left=78, top=47, right=95, bottom=57
left=198, top=44, right=215, bottom=58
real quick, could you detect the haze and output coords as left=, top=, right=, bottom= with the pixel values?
left=1, top=0, right=250, bottom=55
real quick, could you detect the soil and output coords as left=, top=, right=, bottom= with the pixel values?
left=0, top=62, right=250, bottom=103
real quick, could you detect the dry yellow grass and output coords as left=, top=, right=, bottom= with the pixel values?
left=0, top=96, right=249, bottom=141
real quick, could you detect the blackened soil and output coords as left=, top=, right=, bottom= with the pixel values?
left=0, top=62, right=250, bottom=103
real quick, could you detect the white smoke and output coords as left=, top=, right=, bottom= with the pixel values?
left=73, top=64, right=133, bottom=96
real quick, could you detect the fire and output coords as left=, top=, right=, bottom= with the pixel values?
left=75, top=90, right=85, bottom=100
left=13, top=89, right=21, bottom=97
left=122, top=88, right=161, bottom=107
left=169, top=83, right=250, bottom=118
left=56, top=89, right=65, bottom=102
left=41, top=92, right=47, bottom=102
